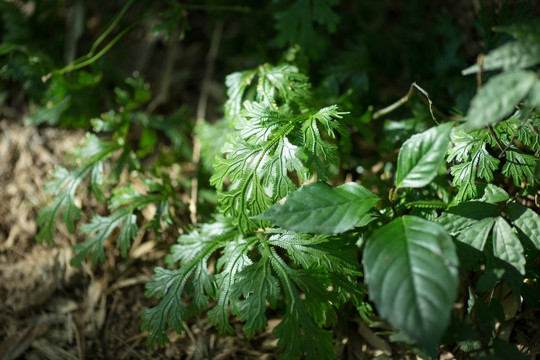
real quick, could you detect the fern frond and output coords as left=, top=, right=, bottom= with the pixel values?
left=142, top=217, right=239, bottom=348
left=447, top=129, right=500, bottom=201
left=36, top=135, right=122, bottom=243
left=71, top=185, right=165, bottom=266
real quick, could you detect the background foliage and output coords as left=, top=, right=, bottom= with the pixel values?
left=1, top=0, right=539, bottom=359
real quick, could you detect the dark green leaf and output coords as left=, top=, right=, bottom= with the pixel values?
left=256, top=182, right=379, bottom=234
left=363, top=216, right=459, bottom=357
left=437, top=201, right=499, bottom=235
left=492, top=217, right=525, bottom=275
left=507, top=202, right=540, bottom=250
left=457, top=217, right=494, bottom=251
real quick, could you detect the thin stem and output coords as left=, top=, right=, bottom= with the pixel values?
left=372, top=82, right=441, bottom=124
left=46, top=20, right=138, bottom=79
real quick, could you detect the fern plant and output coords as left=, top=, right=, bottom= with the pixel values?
left=141, top=63, right=371, bottom=358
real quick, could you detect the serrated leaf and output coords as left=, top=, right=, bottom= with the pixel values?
left=507, top=202, right=540, bottom=250
left=437, top=201, right=499, bottom=235
left=447, top=130, right=500, bottom=201
left=457, top=217, right=494, bottom=251
left=231, top=258, right=280, bottom=338
left=462, top=40, right=540, bottom=75
left=269, top=248, right=337, bottom=359
left=492, top=217, right=525, bottom=275
left=208, top=237, right=253, bottom=334
left=72, top=211, right=132, bottom=266
left=396, top=122, right=452, bottom=189
left=256, top=182, right=379, bottom=234
left=363, top=216, right=459, bottom=357
left=502, top=146, right=539, bottom=186
left=36, top=190, right=82, bottom=244
left=466, top=70, right=537, bottom=129
left=142, top=221, right=233, bottom=348
left=224, top=69, right=257, bottom=119
left=267, top=230, right=361, bottom=275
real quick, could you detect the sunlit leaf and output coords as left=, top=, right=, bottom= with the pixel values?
left=256, top=182, right=379, bottom=234
left=466, top=70, right=537, bottom=129
left=396, top=122, right=452, bottom=189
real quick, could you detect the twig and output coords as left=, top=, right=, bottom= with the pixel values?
left=189, top=21, right=224, bottom=224
left=372, top=82, right=440, bottom=125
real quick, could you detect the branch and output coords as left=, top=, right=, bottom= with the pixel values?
left=372, top=82, right=441, bottom=125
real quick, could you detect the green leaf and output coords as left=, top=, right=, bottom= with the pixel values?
left=437, top=201, right=499, bottom=235
left=231, top=257, right=280, bottom=338
left=363, top=216, right=459, bottom=357
left=142, top=219, right=235, bottom=349
left=466, top=70, right=537, bottom=129
left=492, top=217, right=525, bottom=275
left=256, top=182, right=379, bottom=234
left=396, top=122, right=452, bottom=189
left=36, top=135, right=122, bottom=244
left=72, top=212, right=131, bottom=265
left=447, top=130, right=500, bottom=201
left=495, top=22, right=540, bottom=41
left=207, top=237, right=253, bottom=334
left=477, top=183, right=510, bottom=203
left=269, top=248, right=337, bottom=359
left=506, top=202, right=540, bottom=250
left=502, top=146, right=539, bottom=186
left=274, top=0, right=339, bottom=59
left=25, top=95, right=71, bottom=125
left=462, top=40, right=540, bottom=75
left=224, top=69, right=257, bottom=119
left=456, top=217, right=494, bottom=251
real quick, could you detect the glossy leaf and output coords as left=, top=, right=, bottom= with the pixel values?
left=477, top=183, right=510, bottom=203
left=396, top=122, right=452, bottom=189
left=492, top=217, right=525, bottom=275
left=466, top=70, right=537, bottom=129
left=363, top=216, right=459, bottom=357
left=256, top=181, right=379, bottom=234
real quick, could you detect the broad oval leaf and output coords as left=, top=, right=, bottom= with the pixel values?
left=466, top=70, right=537, bottom=129
left=493, top=217, right=526, bottom=275
left=255, top=182, right=379, bottom=234
left=363, top=216, right=459, bottom=357
left=395, top=122, right=452, bottom=189
left=462, top=40, right=540, bottom=75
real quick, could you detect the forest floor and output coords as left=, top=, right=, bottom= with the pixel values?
left=0, top=112, right=400, bottom=359
left=0, top=115, right=286, bottom=360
